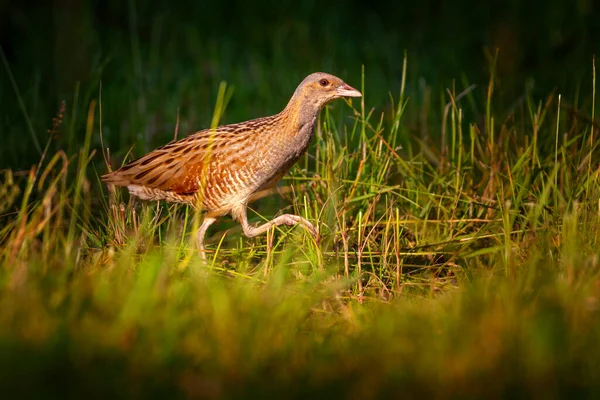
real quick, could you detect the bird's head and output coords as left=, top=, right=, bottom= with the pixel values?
left=291, top=72, right=362, bottom=110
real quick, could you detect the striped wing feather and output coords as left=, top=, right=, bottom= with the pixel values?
left=102, top=124, right=258, bottom=194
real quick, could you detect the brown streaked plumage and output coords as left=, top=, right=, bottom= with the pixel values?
left=102, top=72, right=362, bottom=260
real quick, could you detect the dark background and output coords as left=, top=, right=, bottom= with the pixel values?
left=1, top=0, right=598, bottom=169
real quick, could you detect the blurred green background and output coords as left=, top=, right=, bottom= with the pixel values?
left=1, top=0, right=598, bottom=169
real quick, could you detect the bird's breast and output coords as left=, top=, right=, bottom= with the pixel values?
left=251, top=119, right=317, bottom=192
left=200, top=118, right=317, bottom=211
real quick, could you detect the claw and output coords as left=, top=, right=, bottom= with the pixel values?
left=315, top=232, right=322, bottom=245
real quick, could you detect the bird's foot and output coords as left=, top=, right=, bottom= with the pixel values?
left=277, top=214, right=319, bottom=242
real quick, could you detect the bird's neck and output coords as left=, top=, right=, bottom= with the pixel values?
left=281, top=92, right=322, bottom=133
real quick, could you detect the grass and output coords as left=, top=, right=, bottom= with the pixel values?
left=1, top=48, right=600, bottom=398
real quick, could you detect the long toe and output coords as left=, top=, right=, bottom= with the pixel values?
left=302, top=219, right=318, bottom=238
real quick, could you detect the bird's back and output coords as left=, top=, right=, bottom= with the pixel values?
left=102, top=112, right=304, bottom=215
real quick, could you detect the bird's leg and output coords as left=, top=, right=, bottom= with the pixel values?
left=232, top=205, right=318, bottom=240
left=196, top=216, right=217, bottom=261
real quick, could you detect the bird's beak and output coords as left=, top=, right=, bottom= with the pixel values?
left=336, top=83, right=362, bottom=98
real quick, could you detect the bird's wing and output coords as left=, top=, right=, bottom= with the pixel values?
left=102, top=125, right=254, bottom=194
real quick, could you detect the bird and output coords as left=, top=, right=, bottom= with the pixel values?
left=102, top=72, right=362, bottom=260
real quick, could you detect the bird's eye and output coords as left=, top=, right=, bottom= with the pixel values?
left=319, top=79, right=329, bottom=87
